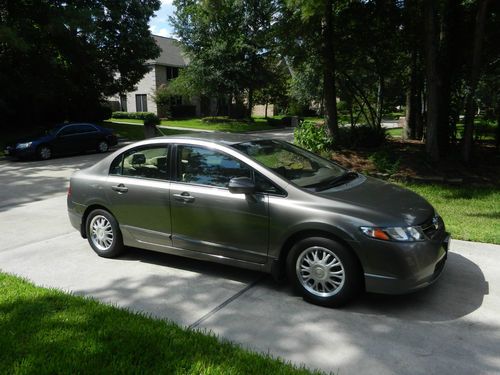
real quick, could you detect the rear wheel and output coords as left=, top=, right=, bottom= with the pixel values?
left=86, top=209, right=124, bottom=258
left=37, top=145, right=52, bottom=160
left=286, top=237, right=362, bottom=307
left=97, top=140, right=109, bottom=153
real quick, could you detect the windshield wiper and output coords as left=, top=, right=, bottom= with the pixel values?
left=306, top=170, right=358, bottom=191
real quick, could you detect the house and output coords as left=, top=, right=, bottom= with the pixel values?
left=109, top=35, right=206, bottom=117
left=109, top=34, right=275, bottom=118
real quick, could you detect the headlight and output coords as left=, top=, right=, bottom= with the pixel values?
left=16, top=142, right=32, bottom=149
left=360, top=226, right=426, bottom=242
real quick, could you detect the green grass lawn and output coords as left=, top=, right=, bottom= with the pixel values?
left=0, top=272, right=320, bottom=375
left=101, top=121, right=187, bottom=141
left=386, top=127, right=403, bottom=137
left=108, top=117, right=275, bottom=133
left=400, top=183, right=500, bottom=244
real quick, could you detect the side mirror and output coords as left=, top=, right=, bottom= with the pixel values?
left=228, top=177, right=255, bottom=195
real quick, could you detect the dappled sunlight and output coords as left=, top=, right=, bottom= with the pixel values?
left=0, top=152, right=111, bottom=211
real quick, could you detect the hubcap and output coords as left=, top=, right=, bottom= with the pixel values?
left=40, top=147, right=51, bottom=159
left=98, top=141, right=108, bottom=152
left=296, top=246, right=345, bottom=297
left=90, top=215, right=114, bottom=251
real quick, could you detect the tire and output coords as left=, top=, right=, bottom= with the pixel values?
left=37, top=145, right=52, bottom=160
left=86, top=209, right=124, bottom=258
left=286, top=237, right=362, bottom=307
left=97, top=140, right=109, bottom=153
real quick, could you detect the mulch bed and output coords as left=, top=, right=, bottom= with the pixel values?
left=328, top=139, right=500, bottom=186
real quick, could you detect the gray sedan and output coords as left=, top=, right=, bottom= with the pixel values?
left=68, top=133, right=450, bottom=307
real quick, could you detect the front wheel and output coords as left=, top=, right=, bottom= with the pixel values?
left=286, top=237, right=362, bottom=307
left=37, top=145, right=52, bottom=160
left=86, top=209, right=124, bottom=258
left=97, top=140, right=109, bottom=153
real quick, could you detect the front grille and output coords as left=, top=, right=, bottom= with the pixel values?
left=420, top=214, right=441, bottom=239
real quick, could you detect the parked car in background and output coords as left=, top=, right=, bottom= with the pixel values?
left=67, top=133, right=450, bottom=307
left=4, top=122, right=118, bottom=160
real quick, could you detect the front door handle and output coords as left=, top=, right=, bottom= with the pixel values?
left=173, top=192, right=195, bottom=203
left=111, top=184, right=128, bottom=193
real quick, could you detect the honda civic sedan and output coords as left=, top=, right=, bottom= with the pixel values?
left=4, top=122, right=118, bottom=160
left=67, top=133, right=450, bottom=307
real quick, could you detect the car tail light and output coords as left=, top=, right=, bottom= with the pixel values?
left=67, top=183, right=72, bottom=198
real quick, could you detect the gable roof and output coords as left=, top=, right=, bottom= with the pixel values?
left=153, top=35, right=188, bottom=67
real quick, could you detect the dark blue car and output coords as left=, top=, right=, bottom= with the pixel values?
left=4, top=123, right=118, bottom=160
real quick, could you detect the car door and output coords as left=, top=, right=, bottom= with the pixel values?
left=169, top=144, right=269, bottom=264
left=105, top=144, right=172, bottom=248
left=77, top=123, right=102, bottom=150
left=52, top=124, right=82, bottom=154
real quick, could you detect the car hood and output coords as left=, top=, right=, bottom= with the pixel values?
left=319, top=176, right=434, bottom=226
left=10, top=134, right=51, bottom=145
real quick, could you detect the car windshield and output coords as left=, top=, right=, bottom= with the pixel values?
left=233, top=140, right=347, bottom=189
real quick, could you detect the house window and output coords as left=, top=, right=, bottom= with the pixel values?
left=135, top=94, right=148, bottom=112
left=120, top=95, right=127, bottom=112
left=166, top=66, right=179, bottom=81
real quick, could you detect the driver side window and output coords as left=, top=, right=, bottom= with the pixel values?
left=176, top=145, right=252, bottom=188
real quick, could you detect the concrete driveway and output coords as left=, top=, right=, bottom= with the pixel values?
left=1, top=148, right=499, bottom=375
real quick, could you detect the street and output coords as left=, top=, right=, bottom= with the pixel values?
left=0, top=143, right=499, bottom=375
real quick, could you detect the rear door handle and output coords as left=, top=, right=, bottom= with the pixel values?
left=111, top=184, right=128, bottom=193
left=173, top=192, right=195, bottom=203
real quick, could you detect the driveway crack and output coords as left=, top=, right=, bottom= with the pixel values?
left=188, top=275, right=265, bottom=330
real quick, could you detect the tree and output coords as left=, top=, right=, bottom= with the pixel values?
left=171, top=0, right=278, bottom=118
left=462, top=0, right=493, bottom=163
left=285, top=0, right=339, bottom=136
left=0, top=0, right=161, bottom=126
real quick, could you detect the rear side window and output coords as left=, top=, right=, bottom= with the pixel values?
left=110, top=146, right=170, bottom=180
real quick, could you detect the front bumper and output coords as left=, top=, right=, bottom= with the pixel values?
left=363, top=231, right=450, bottom=294
left=4, top=145, right=36, bottom=159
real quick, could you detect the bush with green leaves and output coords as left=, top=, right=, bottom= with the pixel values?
left=295, top=122, right=387, bottom=153
left=335, top=125, right=387, bottom=148
left=294, top=121, right=333, bottom=153
left=369, top=149, right=400, bottom=175
left=112, top=112, right=156, bottom=120
left=143, top=113, right=161, bottom=127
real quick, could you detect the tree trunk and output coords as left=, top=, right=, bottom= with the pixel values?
left=376, top=75, right=384, bottom=128
left=404, top=90, right=412, bottom=140
left=424, top=0, right=440, bottom=161
left=323, top=0, right=338, bottom=138
left=416, top=84, right=424, bottom=139
left=496, top=101, right=500, bottom=150
left=462, top=0, right=491, bottom=163
left=247, top=87, right=254, bottom=119
left=265, top=102, right=268, bottom=119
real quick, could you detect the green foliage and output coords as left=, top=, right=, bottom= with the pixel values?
left=335, top=125, right=387, bottom=148
left=294, top=121, right=333, bottom=153
left=171, top=0, right=279, bottom=113
left=369, top=149, right=400, bottom=175
left=0, top=0, right=161, bottom=126
left=112, top=112, right=156, bottom=120
left=143, top=113, right=161, bottom=127
left=0, top=272, right=321, bottom=375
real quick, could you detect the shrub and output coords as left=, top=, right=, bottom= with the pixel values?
left=143, top=113, right=160, bottom=127
left=112, top=112, right=156, bottom=120
left=335, top=125, right=387, bottom=148
left=171, top=105, right=196, bottom=118
left=295, top=122, right=387, bottom=153
left=369, top=149, right=400, bottom=175
left=294, top=121, right=333, bottom=153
